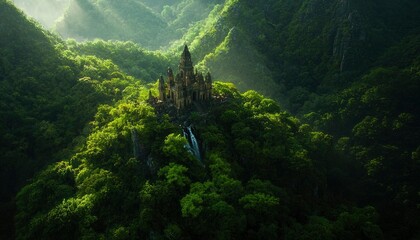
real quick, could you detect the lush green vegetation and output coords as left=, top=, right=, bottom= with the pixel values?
left=0, top=1, right=143, bottom=238
left=2, top=0, right=420, bottom=239
left=66, top=39, right=171, bottom=82
left=53, top=0, right=223, bottom=49
left=14, top=82, right=384, bottom=239
left=164, top=3, right=420, bottom=237
left=302, top=35, right=420, bottom=239
left=169, top=0, right=419, bottom=104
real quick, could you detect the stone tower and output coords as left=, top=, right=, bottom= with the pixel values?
left=158, top=45, right=212, bottom=109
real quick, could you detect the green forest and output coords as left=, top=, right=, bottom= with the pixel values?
left=1, top=0, right=419, bottom=239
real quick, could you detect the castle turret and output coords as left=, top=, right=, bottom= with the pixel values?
left=160, top=45, right=212, bottom=109
left=197, top=72, right=204, bottom=85
left=205, top=72, right=212, bottom=99
left=158, top=75, right=165, bottom=101
left=205, top=72, right=212, bottom=84
left=167, top=67, right=175, bottom=87
left=179, top=45, right=194, bottom=86
left=179, top=45, right=193, bottom=71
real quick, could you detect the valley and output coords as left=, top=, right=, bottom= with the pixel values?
left=1, top=0, right=419, bottom=239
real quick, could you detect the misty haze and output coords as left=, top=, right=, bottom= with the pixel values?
left=1, top=0, right=419, bottom=239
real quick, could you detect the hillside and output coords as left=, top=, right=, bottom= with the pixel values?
left=55, top=0, right=166, bottom=47
left=197, top=1, right=420, bottom=237
left=0, top=1, right=143, bottom=238
left=66, top=39, right=171, bottom=82
left=15, top=81, right=384, bottom=239
left=176, top=0, right=420, bottom=108
left=173, top=7, right=420, bottom=235
left=53, top=0, right=223, bottom=49
left=3, top=0, right=420, bottom=239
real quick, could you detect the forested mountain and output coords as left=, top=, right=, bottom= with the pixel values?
left=66, top=40, right=171, bottom=82
left=0, top=1, right=145, bottom=238
left=53, top=0, right=223, bottom=49
left=2, top=0, right=420, bottom=239
left=176, top=0, right=420, bottom=103
left=169, top=4, right=420, bottom=237
left=14, top=81, right=384, bottom=239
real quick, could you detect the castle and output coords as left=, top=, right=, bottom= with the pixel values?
left=158, top=45, right=212, bottom=109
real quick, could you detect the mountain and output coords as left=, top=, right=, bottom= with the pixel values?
left=1, top=0, right=69, bottom=203
left=66, top=39, right=171, bottom=82
left=172, top=7, right=420, bottom=236
left=53, top=0, right=224, bottom=49
left=0, top=1, right=141, bottom=238
left=177, top=0, right=420, bottom=108
left=303, top=35, right=420, bottom=238
left=14, top=80, right=384, bottom=239
left=3, top=0, right=420, bottom=239
left=55, top=0, right=166, bottom=47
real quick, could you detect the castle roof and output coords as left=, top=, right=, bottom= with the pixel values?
left=181, top=45, right=191, bottom=59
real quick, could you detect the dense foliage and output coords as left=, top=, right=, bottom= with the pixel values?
left=0, top=1, right=142, bottom=238
left=3, top=0, right=420, bottom=239
left=66, top=39, right=171, bottom=82
left=302, top=36, right=420, bottom=239
left=15, top=82, right=384, bottom=239
left=168, top=1, right=420, bottom=237
left=166, top=0, right=420, bottom=102
left=53, top=0, right=223, bottom=49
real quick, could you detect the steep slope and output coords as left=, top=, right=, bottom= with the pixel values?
left=4, top=0, right=420, bottom=238
left=66, top=39, right=171, bottom=82
left=53, top=0, right=223, bottom=49
left=15, top=82, right=383, bottom=239
left=0, top=0, right=71, bottom=202
left=176, top=0, right=419, bottom=109
left=55, top=0, right=166, bottom=48
left=0, top=1, right=137, bottom=238
left=302, top=35, right=420, bottom=239
left=165, top=1, right=279, bottom=95
left=171, top=0, right=420, bottom=237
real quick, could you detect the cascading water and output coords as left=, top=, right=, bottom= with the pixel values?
left=131, top=129, right=141, bottom=160
left=183, top=126, right=201, bottom=162
left=188, top=127, right=201, bottom=161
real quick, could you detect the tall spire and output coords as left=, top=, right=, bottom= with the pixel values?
left=161, top=45, right=212, bottom=109
left=167, top=67, right=174, bottom=86
left=182, top=45, right=191, bottom=59
left=158, top=75, right=166, bottom=102
left=179, top=45, right=193, bottom=72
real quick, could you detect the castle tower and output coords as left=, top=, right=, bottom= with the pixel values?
left=205, top=72, right=212, bottom=100
left=158, top=75, right=165, bottom=101
left=179, top=45, right=194, bottom=86
left=167, top=67, right=175, bottom=87
left=158, top=45, right=212, bottom=109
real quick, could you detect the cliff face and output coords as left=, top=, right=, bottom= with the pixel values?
left=177, top=0, right=419, bottom=107
left=331, top=0, right=366, bottom=72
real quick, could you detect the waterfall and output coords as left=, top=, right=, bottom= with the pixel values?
left=188, top=127, right=201, bottom=161
left=131, top=129, right=148, bottom=161
left=131, top=129, right=141, bottom=160
left=183, top=126, right=201, bottom=162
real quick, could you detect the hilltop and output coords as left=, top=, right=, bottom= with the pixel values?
left=2, top=0, right=420, bottom=239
